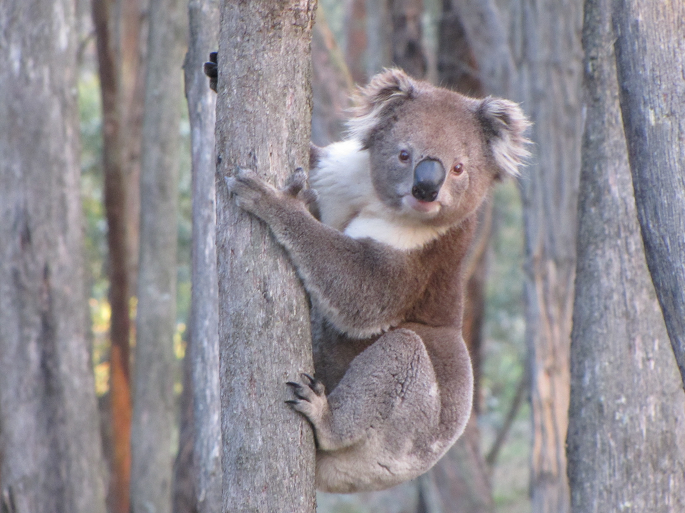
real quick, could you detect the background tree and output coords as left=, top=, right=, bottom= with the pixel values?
left=612, top=0, right=685, bottom=386
left=130, top=0, right=186, bottom=510
left=172, top=1, right=222, bottom=512
left=214, top=2, right=318, bottom=511
left=566, top=0, right=685, bottom=509
left=91, top=0, right=147, bottom=509
left=0, top=0, right=107, bottom=511
left=508, top=0, right=584, bottom=510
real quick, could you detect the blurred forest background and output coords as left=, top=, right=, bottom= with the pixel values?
left=1, top=0, right=683, bottom=512
left=81, top=0, right=530, bottom=509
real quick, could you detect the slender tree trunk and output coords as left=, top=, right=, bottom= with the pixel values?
left=130, top=0, right=186, bottom=510
left=91, top=1, right=146, bottom=509
left=0, top=1, right=107, bottom=511
left=366, top=0, right=393, bottom=76
left=311, top=5, right=354, bottom=146
left=612, top=0, right=685, bottom=387
left=509, top=0, right=583, bottom=511
left=567, top=0, right=685, bottom=508
left=215, top=2, right=317, bottom=511
left=181, top=1, right=222, bottom=512
left=390, top=0, right=428, bottom=78
left=344, top=0, right=367, bottom=85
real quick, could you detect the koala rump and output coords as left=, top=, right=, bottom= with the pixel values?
left=224, top=68, right=530, bottom=493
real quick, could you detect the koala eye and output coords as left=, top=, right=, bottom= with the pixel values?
left=452, top=163, right=464, bottom=175
left=399, top=150, right=411, bottom=163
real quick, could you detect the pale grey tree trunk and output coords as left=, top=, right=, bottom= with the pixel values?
left=509, top=0, right=584, bottom=511
left=179, top=1, right=222, bottom=512
left=366, top=0, right=393, bottom=76
left=567, top=0, right=685, bottom=509
left=215, top=2, right=317, bottom=511
left=130, top=0, right=187, bottom=510
left=612, top=0, right=685, bottom=387
left=0, top=1, right=107, bottom=512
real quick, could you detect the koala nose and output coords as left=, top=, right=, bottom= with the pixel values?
left=412, top=159, right=445, bottom=202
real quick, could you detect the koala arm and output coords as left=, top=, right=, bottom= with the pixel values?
left=226, top=169, right=430, bottom=338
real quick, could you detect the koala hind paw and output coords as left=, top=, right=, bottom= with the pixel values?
left=286, top=373, right=326, bottom=423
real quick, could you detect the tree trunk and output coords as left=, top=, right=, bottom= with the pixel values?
left=91, top=1, right=147, bottom=509
left=130, top=0, right=186, bottom=510
left=0, top=1, right=107, bottom=511
left=344, top=0, right=367, bottom=85
left=311, top=5, right=354, bottom=146
left=215, top=2, right=317, bottom=511
left=366, top=0, right=393, bottom=76
left=567, top=0, right=685, bottom=508
left=612, top=0, right=685, bottom=387
left=181, top=1, right=222, bottom=512
left=390, top=0, right=428, bottom=78
left=509, top=0, right=584, bottom=511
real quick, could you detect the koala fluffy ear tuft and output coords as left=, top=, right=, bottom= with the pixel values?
left=477, top=97, right=531, bottom=178
left=347, top=69, right=417, bottom=145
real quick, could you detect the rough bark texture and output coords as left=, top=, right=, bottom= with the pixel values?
left=567, top=0, right=685, bottom=509
left=215, top=2, right=317, bottom=511
left=91, top=1, right=147, bottom=509
left=182, top=1, right=222, bottom=512
left=311, top=6, right=353, bottom=146
left=612, top=0, right=685, bottom=387
left=0, top=1, right=107, bottom=512
left=130, top=0, right=186, bottom=510
left=508, top=0, right=583, bottom=510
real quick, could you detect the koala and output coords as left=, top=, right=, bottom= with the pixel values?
left=217, top=65, right=530, bottom=493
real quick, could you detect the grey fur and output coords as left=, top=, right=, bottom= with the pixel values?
left=225, top=69, right=529, bottom=493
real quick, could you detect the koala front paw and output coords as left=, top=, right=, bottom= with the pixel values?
left=286, top=373, right=327, bottom=425
left=224, top=168, right=276, bottom=219
left=284, top=169, right=318, bottom=206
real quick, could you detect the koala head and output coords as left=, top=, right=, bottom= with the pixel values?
left=347, top=69, right=530, bottom=230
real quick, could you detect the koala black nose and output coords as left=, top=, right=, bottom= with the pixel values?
left=412, top=159, right=445, bottom=202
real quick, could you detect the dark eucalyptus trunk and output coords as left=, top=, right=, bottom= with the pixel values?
left=130, top=0, right=186, bottom=509
left=612, top=0, right=685, bottom=387
left=215, top=2, right=317, bottom=511
left=0, top=0, right=107, bottom=511
left=567, top=0, right=685, bottom=508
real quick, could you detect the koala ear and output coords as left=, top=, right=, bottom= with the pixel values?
left=347, top=68, right=417, bottom=144
left=476, top=97, right=531, bottom=178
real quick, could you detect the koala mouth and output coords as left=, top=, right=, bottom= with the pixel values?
left=403, top=195, right=441, bottom=215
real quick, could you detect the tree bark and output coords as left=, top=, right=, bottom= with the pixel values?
left=344, top=0, right=367, bottom=85
left=366, top=0, right=393, bottom=76
left=215, top=2, right=317, bottom=511
left=180, top=1, right=222, bottom=512
left=311, top=5, right=354, bottom=146
left=0, top=1, right=107, bottom=511
left=130, top=0, right=186, bottom=510
left=612, top=0, right=685, bottom=387
left=91, top=1, right=147, bottom=509
left=567, top=0, right=685, bottom=508
left=390, top=0, right=428, bottom=78
left=510, top=0, right=584, bottom=511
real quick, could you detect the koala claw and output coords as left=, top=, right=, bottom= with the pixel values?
left=286, top=374, right=327, bottom=422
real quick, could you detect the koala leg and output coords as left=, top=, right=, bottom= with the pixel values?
left=288, top=327, right=457, bottom=493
